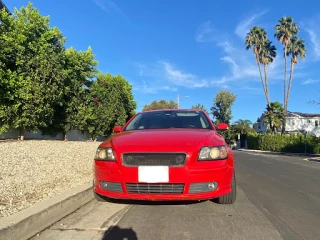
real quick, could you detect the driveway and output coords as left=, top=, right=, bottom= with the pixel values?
left=32, top=151, right=320, bottom=240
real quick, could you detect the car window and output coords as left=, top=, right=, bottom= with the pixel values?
left=124, top=110, right=213, bottom=130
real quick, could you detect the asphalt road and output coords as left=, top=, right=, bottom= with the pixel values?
left=31, top=151, right=320, bottom=240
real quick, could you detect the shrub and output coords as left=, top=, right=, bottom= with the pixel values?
left=246, top=132, right=320, bottom=154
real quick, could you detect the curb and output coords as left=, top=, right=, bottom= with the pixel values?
left=236, top=149, right=320, bottom=158
left=0, top=183, right=94, bottom=240
left=307, top=158, right=320, bottom=162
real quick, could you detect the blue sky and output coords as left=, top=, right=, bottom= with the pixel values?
left=6, top=0, right=320, bottom=124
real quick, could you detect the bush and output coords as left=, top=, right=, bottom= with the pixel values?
left=246, top=132, right=320, bottom=154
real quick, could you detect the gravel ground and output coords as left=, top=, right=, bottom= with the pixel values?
left=0, top=140, right=101, bottom=218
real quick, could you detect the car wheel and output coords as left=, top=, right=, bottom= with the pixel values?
left=216, top=172, right=236, bottom=204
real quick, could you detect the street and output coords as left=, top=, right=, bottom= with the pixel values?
left=31, top=151, right=320, bottom=240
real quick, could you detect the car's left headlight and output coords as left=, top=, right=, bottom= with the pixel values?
left=94, top=147, right=116, bottom=161
left=198, top=146, right=228, bottom=160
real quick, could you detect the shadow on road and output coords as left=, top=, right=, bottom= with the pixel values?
left=102, top=226, right=138, bottom=240
left=105, top=197, right=206, bottom=206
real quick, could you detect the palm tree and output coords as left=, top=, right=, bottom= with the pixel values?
left=259, top=40, right=277, bottom=106
left=264, top=101, right=284, bottom=133
left=286, top=36, right=306, bottom=112
left=274, top=16, right=299, bottom=133
left=233, top=119, right=253, bottom=134
left=245, top=26, right=270, bottom=106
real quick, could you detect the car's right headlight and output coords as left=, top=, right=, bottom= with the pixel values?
left=198, top=146, right=228, bottom=161
left=94, top=147, right=116, bottom=161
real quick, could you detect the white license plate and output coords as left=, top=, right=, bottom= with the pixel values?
left=138, top=166, right=169, bottom=183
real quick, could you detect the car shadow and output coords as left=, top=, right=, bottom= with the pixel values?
left=102, top=226, right=138, bottom=240
left=104, top=197, right=205, bottom=206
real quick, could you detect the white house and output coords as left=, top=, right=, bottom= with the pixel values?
left=255, top=111, right=320, bottom=137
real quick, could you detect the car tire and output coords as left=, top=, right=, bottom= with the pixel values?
left=216, top=172, right=236, bottom=204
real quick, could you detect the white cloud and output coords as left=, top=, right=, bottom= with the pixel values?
left=301, top=15, right=320, bottom=60
left=235, top=10, right=269, bottom=39
left=306, top=29, right=320, bottom=59
left=161, top=62, right=209, bottom=88
left=133, top=61, right=228, bottom=90
left=218, top=42, right=260, bottom=81
left=133, top=80, right=178, bottom=94
left=93, top=0, right=126, bottom=17
left=195, top=21, right=226, bottom=43
left=217, top=39, right=282, bottom=82
left=302, top=78, right=319, bottom=85
left=217, top=41, right=236, bottom=54
left=195, top=19, right=281, bottom=83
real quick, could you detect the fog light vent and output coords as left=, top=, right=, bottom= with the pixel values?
left=208, top=183, right=216, bottom=190
left=189, top=182, right=218, bottom=193
left=100, top=181, right=123, bottom=192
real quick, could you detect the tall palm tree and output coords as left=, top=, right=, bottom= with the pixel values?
left=259, top=40, right=277, bottom=112
left=286, top=36, right=306, bottom=112
left=274, top=16, right=299, bottom=133
left=264, top=101, right=284, bottom=133
left=245, top=26, right=270, bottom=106
left=233, top=119, right=253, bottom=134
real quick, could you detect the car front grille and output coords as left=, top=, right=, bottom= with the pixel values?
left=122, top=153, right=187, bottom=166
left=126, top=183, right=185, bottom=194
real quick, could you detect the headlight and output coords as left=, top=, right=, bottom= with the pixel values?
left=198, top=146, right=228, bottom=160
left=95, top=148, right=116, bottom=161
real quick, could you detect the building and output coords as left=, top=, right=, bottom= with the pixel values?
left=0, top=0, right=10, bottom=13
left=255, top=111, right=320, bottom=137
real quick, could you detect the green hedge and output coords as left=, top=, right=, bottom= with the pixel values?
left=247, top=132, right=320, bottom=154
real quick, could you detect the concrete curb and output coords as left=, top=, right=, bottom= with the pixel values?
left=236, top=149, right=320, bottom=158
left=0, top=183, right=94, bottom=240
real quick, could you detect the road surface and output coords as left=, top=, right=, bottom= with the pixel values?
left=31, top=151, right=320, bottom=240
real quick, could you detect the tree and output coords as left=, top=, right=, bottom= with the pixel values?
left=142, top=100, right=177, bottom=111
left=211, top=90, right=236, bottom=124
left=87, top=73, right=136, bottom=140
left=286, top=36, right=306, bottom=114
left=233, top=119, right=253, bottom=134
left=259, top=40, right=277, bottom=110
left=0, top=3, right=66, bottom=140
left=40, top=47, right=98, bottom=139
left=264, top=101, right=284, bottom=133
left=252, top=122, right=257, bottom=132
left=310, top=98, right=320, bottom=106
left=274, top=16, right=299, bottom=133
left=245, top=26, right=271, bottom=106
left=192, top=104, right=209, bottom=114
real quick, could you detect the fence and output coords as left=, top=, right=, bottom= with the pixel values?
left=0, top=129, right=108, bottom=141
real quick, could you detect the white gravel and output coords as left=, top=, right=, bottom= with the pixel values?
left=0, top=140, right=101, bottom=218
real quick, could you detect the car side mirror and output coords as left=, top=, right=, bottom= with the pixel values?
left=217, top=123, right=228, bottom=131
left=113, top=126, right=123, bottom=133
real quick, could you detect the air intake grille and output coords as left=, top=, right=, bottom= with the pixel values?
left=122, top=153, right=186, bottom=166
left=126, top=183, right=185, bottom=194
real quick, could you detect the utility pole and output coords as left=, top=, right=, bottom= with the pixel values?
left=177, top=95, right=189, bottom=109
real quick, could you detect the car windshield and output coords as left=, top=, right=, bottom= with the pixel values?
left=123, top=110, right=213, bottom=131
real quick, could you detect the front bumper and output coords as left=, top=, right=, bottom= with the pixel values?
left=94, top=160, right=234, bottom=201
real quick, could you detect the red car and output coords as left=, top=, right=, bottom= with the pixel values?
left=93, top=109, right=236, bottom=204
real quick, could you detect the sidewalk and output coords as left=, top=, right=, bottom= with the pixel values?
left=236, top=149, right=320, bottom=161
left=0, top=183, right=94, bottom=240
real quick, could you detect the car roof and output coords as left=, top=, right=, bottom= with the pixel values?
left=137, top=109, right=205, bottom=114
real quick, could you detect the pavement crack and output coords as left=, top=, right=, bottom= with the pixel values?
left=100, top=205, right=132, bottom=229
left=53, top=227, right=108, bottom=232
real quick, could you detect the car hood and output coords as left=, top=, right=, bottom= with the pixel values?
left=105, top=129, right=226, bottom=152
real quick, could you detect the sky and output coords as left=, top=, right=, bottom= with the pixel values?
left=5, top=0, right=320, bottom=124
